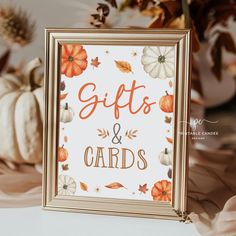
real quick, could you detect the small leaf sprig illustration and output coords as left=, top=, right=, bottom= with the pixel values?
left=125, top=129, right=138, bottom=140
left=114, top=60, right=133, bottom=73
left=97, top=128, right=109, bottom=139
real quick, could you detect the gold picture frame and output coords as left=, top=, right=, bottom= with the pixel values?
left=43, top=28, right=191, bottom=221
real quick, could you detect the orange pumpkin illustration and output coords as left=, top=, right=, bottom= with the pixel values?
left=159, top=91, right=173, bottom=113
left=151, top=180, right=171, bottom=202
left=58, top=145, right=68, bottom=162
left=61, top=44, right=87, bottom=78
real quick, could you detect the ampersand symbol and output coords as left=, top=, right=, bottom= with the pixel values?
left=112, top=123, right=122, bottom=144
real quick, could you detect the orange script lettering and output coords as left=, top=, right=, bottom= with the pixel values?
left=78, top=80, right=156, bottom=120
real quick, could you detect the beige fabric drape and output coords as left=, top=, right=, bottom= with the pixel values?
left=188, top=146, right=236, bottom=235
left=0, top=161, right=41, bottom=208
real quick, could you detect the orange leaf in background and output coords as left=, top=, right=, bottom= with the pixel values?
left=138, top=184, right=148, bottom=194
left=166, top=137, right=173, bottom=144
left=61, top=44, right=87, bottom=78
left=80, top=182, right=88, bottom=191
left=91, top=57, right=101, bottom=68
left=60, top=93, right=68, bottom=100
left=148, top=13, right=163, bottom=28
left=64, top=136, right=68, bottom=143
left=105, top=182, right=125, bottom=189
left=114, top=60, right=133, bottom=73
left=151, top=180, right=171, bottom=202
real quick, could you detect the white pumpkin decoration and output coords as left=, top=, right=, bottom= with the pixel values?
left=60, top=103, right=74, bottom=123
left=159, top=148, right=173, bottom=166
left=141, top=46, right=175, bottom=79
left=0, top=58, right=43, bottom=164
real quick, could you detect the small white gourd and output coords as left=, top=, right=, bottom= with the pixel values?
left=60, top=103, right=74, bottom=123
left=159, top=148, right=172, bottom=166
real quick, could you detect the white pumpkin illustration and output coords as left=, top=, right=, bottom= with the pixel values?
left=58, top=175, right=76, bottom=195
left=141, top=46, right=175, bottom=79
left=60, top=102, right=74, bottom=123
left=159, top=148, right=173, bottom=166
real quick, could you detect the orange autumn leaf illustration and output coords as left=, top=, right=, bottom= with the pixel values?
left=64, top=135, right=68, bottom=143
left=114, top=60, right=133, bottom=73
left=164, top=116, right=172, bottom=124
left=80, top=182, right=88, bottom=191
left=62, top=164, right=69, bottom=171
left=61, top=44, right=87, bottom=78
left=60, top=93, right=68, bottom=100
left=91, top=57, right=101, bottom=68
left=97, top=129, right=109, bottom=139
left=105, top=182, right=125, bottom=189
left=166, top=137, right=173, bottom=144
left=151, top=180, right=171, bottom=202
left=138, top=184, right=148, bottom=194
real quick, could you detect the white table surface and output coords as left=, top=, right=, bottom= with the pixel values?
left=0, top=207, right=199, bottom=236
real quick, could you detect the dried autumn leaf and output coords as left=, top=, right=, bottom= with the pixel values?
left=90, top=3, right=110, bottom=27
left=64, top=136, right=68, bottom=143
left=166, top=137, right=173, bottom=144
left=159, top=1, right=181, bottom=26
left=80, top=182, right=88, bottom=191
left=114, top=60, right=133, bottom=73
left=165, top=116, right=172, bottom=123
left=0, top=49, right=10, bottom=73
left=142, top=6, right=163, bottom=18
left=105, top=182, right=125, bottom=189
left=168, top=14, right=185, bottom=29
left=191, top=24, right=200, bottom=52
left=105, top=0, right=117, bottom=8
left=138, top=0, right=153, bottom=11
left=138, top=184, right=148, bottom=194
left=211, top=32, right=236, bottom=81
left=60, top=81, right=66, bottom=91
left=148, top=13, right=164, bottom=28
left=161, top=1, right=181, bottom=16
left=62, top=164, right=69, bottom=171
left=60, top=93, right=68, bottom=100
